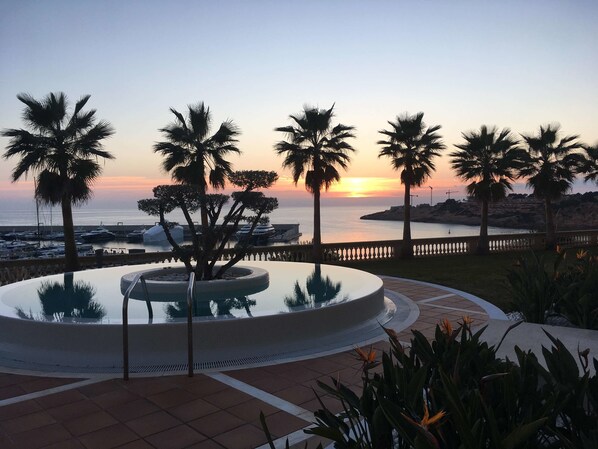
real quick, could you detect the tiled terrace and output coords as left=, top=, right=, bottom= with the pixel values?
left=0, top=276, right=493, bottom=449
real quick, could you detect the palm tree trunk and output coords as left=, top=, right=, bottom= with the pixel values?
left=61, top=196, right=80, bottom=272
left=313, top=187, right=322, bottom=263
left=400, top=185, right=413, bottom=259
left=477, top=200, right=489, bottom=255
left=545, top=197, right=556, bottom=250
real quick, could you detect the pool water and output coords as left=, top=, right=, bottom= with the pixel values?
left=0, top=261, right=382, bottom=324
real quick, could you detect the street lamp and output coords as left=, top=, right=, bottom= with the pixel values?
left=429, top=186, right=433, bottom=206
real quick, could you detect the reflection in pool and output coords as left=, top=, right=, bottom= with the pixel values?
left=15, top=273, right=106, bottom=323
left=284, top=264, right=346, bottom=308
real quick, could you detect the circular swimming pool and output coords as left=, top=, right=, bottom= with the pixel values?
left=0, top=261, right=407, bottom=374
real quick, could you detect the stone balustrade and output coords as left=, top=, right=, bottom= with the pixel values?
left=1, top=229, right=596, bottom=285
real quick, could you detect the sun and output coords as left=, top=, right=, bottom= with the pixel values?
left=332, top=177, right=398, bottom=198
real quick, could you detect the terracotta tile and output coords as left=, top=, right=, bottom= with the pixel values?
left=77, top=380, right=121, bottom=398
left=213, top=423, right=267, bottom=449
left=148, top=388, right=197, bottom=409
left=228, top=398, right=280, bottom=422
left=64, top=410, right=118, bottom=436
left=106, top=398, right=160, bottom=422
left=122, top=377, right=175, bottom=396
left=47, top=399, right=102, bottom=421
left=78, top=423, right=138, bottom=449
left=1, top=410, right=56, bottom=434
left=145, top=424, right=206, bottom=449
left=92, top=388, right=140, bottom=409
left=36, top=389, right=87, bottom=409
left=113, top=441, right=154, bottom=449
left=261, top=411, right=308, bottom=438
left=289, top=435, right=332, bottom=449
left=125, top=410, right=180, bottom=437
left=243, top=374, right=295, bottom=393
left=0, top=384, right=27, bottom=400
left=303, top=357, right=343, bottom=375
left=0, top=399, right=42, bottom=420
left=179, top=377, right=228, bottom=396
left=275, top=384, right=314, bottom=405
left=42, top=439, right=86, bottom=449
left=202, top=387, right=253, bottom=409
left=11, top=423, right=71, bottom=449
left=189, top=410, right=245, bottom=438
left=20, top=377, right=77, bottom=393
left=167, top=398, right=220, bottom=422
left=185, top=439, right=226, bottom=448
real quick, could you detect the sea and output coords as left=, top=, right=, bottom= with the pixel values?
left=0, top=197, right=528, bottom=251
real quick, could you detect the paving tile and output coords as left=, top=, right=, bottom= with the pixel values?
left=167, top=398, right=220, bottom=422
left=92, top=388, right=140, bottom=409
left=185, top=439, right=226, bottom=448
left=113, top=440, right=154, bottom=449
left=64, top=410, right=118, bottom=436
left=145, top=424, right=206, bottom=449
left=212, top=423, right=267, bottom=449
left=42, top=439, right=87, bottom=449
left=1, top=410, right=56, bottom=434
left=125, top=410, right=181, bottom=437
left=35, top=389, right=88, bottom=409
left=0, top=384, right=26, bottom=400
left=20, top=377, right=78, bottom=393
left=0, top=399, right=42, bottom=420
left=78, top=423, right=138, bottom=449
left=242, top=374, right=296, bottom=393
left=189, top=410, right=245, bottom=438
left=106, top=398, right=160, bottom=422
left=148, top=388, right=198, bottom=409
left=202, top=387, right=253, bottom=409
left=179, top=376, right=229, bottom=396
left=10, top=423, right=71, bottom=449
left=121, top=377, right=175, bottom=397
left=228, top=398, right=280, bottom=422
left=47, top=399, right=102, bottom=421
left=275, top=384, right=315, bottom=405
left=261, top=411, right=309, bottom=438
left=77, top=380, right=122, bottom=398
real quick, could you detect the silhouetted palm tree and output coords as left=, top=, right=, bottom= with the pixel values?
left=275, top=105, right=355, bottom=262
left=519, top=125, right=583, bottom=249
left=579, top=144, right=598, bottom=184
left=284, top=265, right=343, bottom=309
left=2, top=93, right=114, bottom=271
left=378, top=112, right=445, bottom=258
left=451, top=126, right=525, bottom=254
left=154, top=102, right=241, bottom=229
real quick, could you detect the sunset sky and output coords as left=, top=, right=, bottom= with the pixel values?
left=1, top=0, right=597, bottom=208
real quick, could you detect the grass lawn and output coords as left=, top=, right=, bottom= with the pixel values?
left=342, top=249, right=568, bottom=312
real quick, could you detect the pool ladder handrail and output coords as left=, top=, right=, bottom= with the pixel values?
left=122, top=272, right=149, bottom=380
left=122, top=272, right=196, bottom=380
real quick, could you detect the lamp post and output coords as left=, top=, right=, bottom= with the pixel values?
left=429, top=186, right=433, bottom=206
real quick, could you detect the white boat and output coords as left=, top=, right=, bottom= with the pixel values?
left=80, top=227, right=116, bottom=243
left=236, top=223, right=276, bottom=242
left=126, top=228, right=147, bottom=242
left=143, top=224, right=184, bottom=244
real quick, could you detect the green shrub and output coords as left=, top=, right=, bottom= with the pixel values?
left=262, top=319, right=598, bottom=448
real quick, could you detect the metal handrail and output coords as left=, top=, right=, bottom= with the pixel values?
left=186, top=272, right=195, bottom=377
left=122, top=272, right=149, bottom=380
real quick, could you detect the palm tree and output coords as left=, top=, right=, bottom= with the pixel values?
left=519, top=125, right=583, bottom=249
left=153, top=102, right=241, bottom=230
left=450, top=126, right=525, bottom=254
left=579, top=144, right=598, bottom=184
left=2, top=92, right=114, bottom=271
left=377, top=112, right=445, bottom=258
left=275, top=104, right=355, bottom=262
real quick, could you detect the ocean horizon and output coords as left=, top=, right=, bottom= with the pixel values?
left=0, top=197, right=528, bottom=244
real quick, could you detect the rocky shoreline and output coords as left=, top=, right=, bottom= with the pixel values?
left=361, top=192, right=598, bottom=231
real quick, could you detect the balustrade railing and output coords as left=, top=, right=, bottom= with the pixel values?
left=1, top=229, right=596, bottom=285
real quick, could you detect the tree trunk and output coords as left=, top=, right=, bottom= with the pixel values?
left=545, top=197, right=556, bottom=250
left=477, top=200, right=489, bottom=255
left=313, top=187, right=322, bottom=263
left=61, top=197, right=80, bottom=272
left=400, top=184, right=413, bottom=259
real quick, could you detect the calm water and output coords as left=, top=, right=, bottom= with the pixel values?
left=0, top=200, right=527, bottom=245
left=0, top=262, right=382, bottom=323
